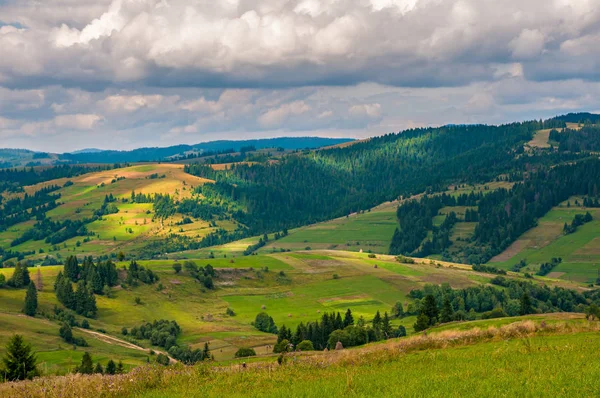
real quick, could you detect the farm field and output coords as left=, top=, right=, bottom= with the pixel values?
left=259, top=203, right=399, bottom=254
left=489, top=202, right=600, bottom=283
left=0, top=163, right=244, bottom=261
left=2, top=249, right=580, bottom=375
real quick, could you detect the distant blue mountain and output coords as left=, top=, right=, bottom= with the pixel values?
left=61, top=137, right=354, bottom=164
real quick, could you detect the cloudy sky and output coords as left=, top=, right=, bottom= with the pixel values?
left=0, top=0, right=599, bottom=152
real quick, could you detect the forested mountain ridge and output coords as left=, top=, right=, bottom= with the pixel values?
left=184, top=120, right=566, bottom=232
left=0, top=137, right=354, bottom=168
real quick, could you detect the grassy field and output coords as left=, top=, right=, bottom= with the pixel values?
left=489, top=201, right=600, bottom=283
left=1, top=249, right=590, bottom=375
left=0, top=312, right=149, bottom=376
left=0, top=163, right=244, bottom=260
left=259, top=203, right=399, bottom=254
left=4, top=315, right=600, bottom=397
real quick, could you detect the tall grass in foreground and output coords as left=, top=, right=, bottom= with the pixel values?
left=2, top=319, right=600, bottom=397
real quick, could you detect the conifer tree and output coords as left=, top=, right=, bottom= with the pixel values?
left=372, top=311, right=382, bottom=331
left=1, top=334, right=38, bottom=381
left=64, top=256, right=80, bottom=282
left=23, top=281, right=38, bottom=317
left=422, top=294, right=439, bottom=325
left=116, top=360, right=124, bottom=374
left=381, top=312, right=392, bottom=338
left=440, top=296, right=454, bottom=323
left=105, top=359, right=116, bottom=375
left=78, top=352, right=94, bottom=374
left=343, top=309, right=354, bottom=327
left=520, top=292, right=534, bottom=315
left=94, top=362, right=104, bottom=374
left=413, top=313, right=430, bottom=332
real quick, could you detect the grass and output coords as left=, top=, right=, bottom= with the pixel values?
left=260, top=205, right=398, bottom=254
left=0, top=313, right=149, bottom=376
left=4, top=316, right=600, bottom=397
left=0, top=163, right=243, bottom=260
left=489, top=205, right=600, bottom=283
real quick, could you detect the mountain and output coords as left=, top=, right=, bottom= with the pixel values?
left=60, top=137, right=355, bottom=164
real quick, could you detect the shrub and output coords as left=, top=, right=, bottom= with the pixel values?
left=234, top=347, right=256, bottom=358
left=156, top=353, right=170, bottom=366
left=296, top=340, right=314, bottom=351
left=226, top=308, right=235, bottom=316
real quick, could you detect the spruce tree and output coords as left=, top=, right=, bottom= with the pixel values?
left=64, top=256, right=80, bottom=282
left=23, top=281, right=38, bottom=317
left=9, top=263, right=30, bottom=288
left=203, top=342, right=211, bottom=359
left=78, top=352, right=94, bottom=374
left=105, top=359, right=116, bottom=375
left=381, top=312, right=392, bottom=338
left=520, top=292, right=534, bottom=315
left=116, top=360, right=124, bottom=374
left=343, top=309, right=354, bottom=327
left=1, top=334, right=38, bottom=381
left=413, top=313, right=430, bottom=332
left=422, top=295, right=439, bottom=325
left=440, top=296, right=454, bottom=323
left=94, top=362, right=104, bottom=374
left=372, top=311, right=382, bottom=331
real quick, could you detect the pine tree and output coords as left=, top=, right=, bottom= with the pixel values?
left=23, top=282, right=38, bottom=317
left=64, top=256, right=80, bottom=282
left=1, top=334, right=38, bottom=381
left=372, top=311, right=382, bottom=331
left=105, top=359, right=116, bottom=375
left=440, top=296, right=454, bottom=323
left=116, top=360, right=124, bottom=374
left=94, top=362, right=104, bottom=374
left=9, top=263, right=30, bottom=288
left=413, top=313, right=430, bottom=332
left=392, top=301, right=405, bottom=318
left=381, top=312, right=392, bottom=338
left=78, top=352, right=94, bottom=374
left=343, top=309, right=354, bottom=327
left=422, top=294, right=439, bottom=325
left=203, top=342, right=210, bottom=359
left=277, top=325, right=288, bottom=344
left=520, top=292, right=533, bottom=315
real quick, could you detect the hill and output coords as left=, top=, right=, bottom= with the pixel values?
left=0, top=138, right=354, bottom=168
left=2, top=314, right=600, bottom=397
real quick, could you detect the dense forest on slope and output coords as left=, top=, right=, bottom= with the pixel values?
left=184, top=121, right=564, bottom=232
left=550, top=126, right=600, bottom=152
left=389, top=158, right=600, bottom=264
left=0, top=165, right=114, bottom=193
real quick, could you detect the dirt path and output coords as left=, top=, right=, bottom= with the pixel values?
left=76, top=328, right=178, bottom=363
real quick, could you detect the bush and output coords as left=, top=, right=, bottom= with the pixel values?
left=226, top=308, right=235, bottom=316
left=234, top=347, right=256, bottom=358
left=253, top=312, right=278, bottom=334
left=156, top=353, right=170, bottom=366
left=81, top=319, right=90, bottom=329
left=296, top=340, right=314, bottom=351
left=273, top=339, right=291, bottom=353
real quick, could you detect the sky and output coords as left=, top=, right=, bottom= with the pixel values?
left=0, top=0, right=599, bottom=153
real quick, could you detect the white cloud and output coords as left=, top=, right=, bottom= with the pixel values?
left=54, top=114, right=103, bottom=130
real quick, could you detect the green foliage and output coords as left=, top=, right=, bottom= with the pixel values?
left=156, top=353, right=170, bottom=366
left=1, top=334, right=38, bottom=381
left=7, top=262, right=30, bottom=288
left=234, top=347, right=256, bottom=358
left=296, top=340, right=314, bottom=351
left=413, top=313, right=430, bottom=332
left=254, top=312, right=278, bottom=334
left=23, top=282, right=38, bottom=317
left=77, top=352, right=94, bottom=374
left=105, top=359, right=117, bottom=375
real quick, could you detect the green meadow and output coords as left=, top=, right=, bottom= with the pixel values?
left=489, top=204, right=600, bottom=283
